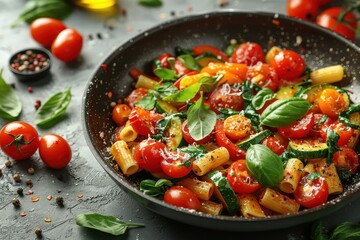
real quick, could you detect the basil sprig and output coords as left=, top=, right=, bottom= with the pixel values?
left=252, top=88, right=273, bottom=110
left=260, top=97, right=311, bottom=127
left=154, top=68, right=177, bottom=81
left=187, top=93, right=216, bottom=141
left=339, top=103, right=360, bottom=130
left=0, top=69, right=22, bottom=119
left=76, top=213, right=144, bottom=236
left=326, top=128, right=341, bottom=164
left=136, top=82, right=178, bottom=110
left=35, top=88, right=71, bottom=128
left=246, top=144, right=284, bottom=188
left=312, top=221, right=360, bottom=240
left=178, top=54, right=201, bottom=72
left=140, top=179, right=173, bottom=197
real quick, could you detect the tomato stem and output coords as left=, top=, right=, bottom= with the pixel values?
left=5, top=132, right=35, bottom=154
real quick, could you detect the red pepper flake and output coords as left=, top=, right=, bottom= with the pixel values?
left=117, top=99, right=123, bottom=104
left=300, top=48, right=306, bottom=54
left=126, top=25, right=133, bottom=31
left=99, top=131, right=105, bottom=139
left=25, top=190, right=34, bottom=195
left=107, top=91, right=113, bottom=99
left=272, top=19, right=280, bottom=25
left=47, top=195, right=52, bottom=201
left=76, top=194, right=84, bottom=199
left=218, top=1, right=230, bottom=7
left=88, top=34, right=93, bottom=40
left=101, top=63, right=107, bottom=71
left=44, top=217, right=52, bottom=222
left=121, top=8, right=127, bottom=16
left=27, top=87, right=33, bottom=93
left=20, top=212, right=27, bottom=217
left=187, top=6, right=193, bottom=12
left=34, top=99, right=41, bottom=110
left=0, top=168, right=2, bottom=176
left=31, top=196, right=40, bottom=202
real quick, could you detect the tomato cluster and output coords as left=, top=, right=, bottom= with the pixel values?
left=286, top=0, right=359, bottom=40
left=0, top=121, right=72, bottom=169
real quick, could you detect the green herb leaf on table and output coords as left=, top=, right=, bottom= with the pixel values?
left=138, top=0, right=162, bottom=7
left=311, top=221, right=360, bottom=240
left=76, top=213, right=144, bottom=236
left=252, top=88, right=273, bottom=110
left=35, top=88, right=71, bottom=128
left=178, top=55, right=202, bottom=72
left=0, top=69, right=22, bottom=119
left=140, top=179, right=173, bottom=197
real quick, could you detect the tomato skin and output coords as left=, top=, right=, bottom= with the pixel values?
left=286, top=0, right=319, bottom=21
left=256, top=98, right=277, bottom=115
left=269, top=50, right=305, bottom=80
left=161, top=151, right=192, bottom=178
left=230, top=42, right=265, bottom=66
left=174, top=58, right=191, bottom=76
left=0, top=122, right=39, bottom=161
left=192, top=45, right=229, bottom=62
left=39, top=134, right=72, bottom=169
left=125, top=88, right=149, bottom=108
left=316, top=7, right=358, bottom=40
left=247, top=62, right=279, bottom=92
left=320, top=121, right=354, bottom=147
left=158, top=53, right=174, bottom=69
left=30, top=18, right=66, bottom=47
left=278, top=112, right=315, bottom=139
left=333, top=147, right=359, bottom=174
left=129, top=107, right=164, bottom=136
left=227, top=160, right=261, bottom=193
left=164, top=186, right=201, bottom=210
left=134, top=139, right=166, bottom=172
left=309, top=114, right=335, bottom=137
left=181, top=119, right=213, bottom=145
left=318, top=88, right=348, bottom=118
left=51, top=29, right=83, bottom=62
left=224, top=115, right=252, bottom=141
left=112, top=104, right=132, bottom=126
left=294, top=175, right=329, bottom=208
left=261, top=136, right=286, bottom=155
left=209, top=84, right=244, bottom=114
left=318, top=0, right=331, bottom=6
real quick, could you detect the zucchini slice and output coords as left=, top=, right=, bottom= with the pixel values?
left=202, top=170, right=239, bottom=214
left=237, top=130, right=272, bottom=150
left=155, top=100, right=178, bottom=114
left=165, top=116, right=184, bottom=150
left=275, top=85, right=301, bottom=100
left=289, top=138, right=328, bottom=159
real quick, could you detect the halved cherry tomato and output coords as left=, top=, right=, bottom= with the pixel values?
left=179, top=72, right=210, bottom=90
left=129, top=107, right=164, bottom=135
left=30, top=18, right=66, bottom=47
left=227, top=160, right=261, bottom=193
left=333, top=147, right=359, bottom=174
left=261, top=136, right=286, bottom=155
left=318, top=88, right=348, bottom=118
left=230, top=42, right=265, bottom=66
left=224, top=115, right=252, bottom=141
left=320, top=121, right=354, bottom=147
left=209, top=83, right=244, bottom=114
left=269, top=50, right=305, bottom=80
left=164, top=186, right=201, bottom=210
left=51, top=29, right=83, bottom=62
left=294, top=175, right=328, bottom=208
left=173, top=71, right=198, bottom=89
left=161, top=150, right=192, bottom=178
left=278, top=112, right=315, bottom=139
left=174, top=58, right=191, bottom=76
left=112, top=104, right=132, bottom=126
left=134, top=139, right=166, bottom=172
left=157, top=53, right=174, bottom=69
left=181, top=119, right=213, bottom=145
left=215, top=120, right=246, bottom=159
left=39, top=134, right=72, bottom=169
left=309, top=114, right=335, bottom=137
left=200, top=62, right=248, bottom=85
left=192, top=45, right=229, bottom=62
left=0, top=121, right=39, bottom=161
left=125, top=88, right=149, bottom=108
left=286, top=0, right=319, bottom=21
left=247, top=62, right=279, bottom=92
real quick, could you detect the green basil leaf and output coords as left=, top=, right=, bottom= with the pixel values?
left=252, top=88, right=273, bottom=110
left=326, top=128, right=341, bottom=164
left=138, top=0, right=162, bottom=6
left=307, top=172, right=321, bottom=181
left=243, top=105, right=261, bottom=132
left=136, top=94, right=156, bottom=110
left=339, top=103, right=360, bottom=130
left=330, top=222, right=360, bottom=240
left=311, top=221, right=329, bottom=240
left=260, top=97, right=311, bottom=127
left=0, top=69, right=22, bottom=119
left=76, top=213, right=144, bottom=236
left=179, top=145, right=207, bottom=159
left=140, top=179, right=173, bottom=197
left=154, top=68, right=177, bottom=81
left=187, top=93, right=216, bottom=141
left=199, top=75, right=223, bottom=93
left=242, top=80, right=253, bottom=107
left=246, top=144, right=283, bottom=188
left=35, top=88, right=71, bottom=128
left=217, top=108, right=241, bottom=119
left=336, top=166, right=352, bottom=182
left=225, top=44, right=239, bottom=56
left=175, top=46, right=194, bottom=56
left=163, top=82, right=201, bottom=102
left=279, top=151, right=297, bottom=167
left=153, top=82, right=178, bottom=98
left=178, top=55, right=201, bottom=72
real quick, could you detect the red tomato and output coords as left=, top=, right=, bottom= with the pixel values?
left=192, top=45, right=229, bottom=62
left=227, top=160, right=261, bottom=193
left=181, top=119, right=213, bottom=145
left=174, top=58, right=191, bottom=76
left=164, top=186, right=201, bottom=210
left=215, top=120, right=246, bottom=159
left=333, top=147, right=359, bottom=174
left=316, top=7, right=358, bottom=40
left=294, top=175, right=328, bottom=208
left=230, top=42, right=265, bottom=66
left=256, top=98, right=277, bottom=115
left=309, top=114, right=335, bottom=137
left=261, top=136, right=286, bottom=155
left=278, top=112, right=315, bottom=139
left=112, top=104, right=132, bottom=126
left=129, top=107, right=164, bottom=135
left=286, top=0, right=319, bottom=21
left=0, top=121, right=39, bottom=161
left=247, top=62, right=279, bottom=92
left=318, top=88, right=348, bottom=118
left=161, top=150, right=192, bottom=178
left=157, top=53, right=174, bottom=69
left=134, top=139, right=166, bottom=172
left=125, top=88, right=149, bottom=108
left=320, top=121, right=354, bottom=147
left=317, top=0, right=331, bottom=6
left=209, top=83, right=244, bottom=114
left=39, top=134, right=72, bottom=169
left=129, top=68, right=143, bottom=80
left=269, top=50, right=305, bottom=80
left=223, top=115, right=252, bottom=141
left=30, top=18, right=66, bottom=47
left=51, top=29, right=83, bottom=62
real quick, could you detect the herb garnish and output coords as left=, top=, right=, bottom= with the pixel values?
left=0, top=69, right=22, bottom=119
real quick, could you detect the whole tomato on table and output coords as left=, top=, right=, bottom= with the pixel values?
left=30, top=18, right=66, bottom=47
left=39, top=133, right=72, bottom=169
left=51, top=28, right=83, bottom=62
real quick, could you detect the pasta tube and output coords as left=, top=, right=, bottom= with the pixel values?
left=119, top=124, right=138, bottom=142
left=110, top=140, right=139, bottom=176
left=237, top=193, right=266, bottom=218
left=310, top=65, right=344, bottom=84
left=259, top=188, right=300, bottom=214
left=279, top=158, right=304, bottom=193
left=199, top=200, right=223, bottom=215
left=193, top=147, right=230, bottom=176
left=177, top=177, right=214, bottom=201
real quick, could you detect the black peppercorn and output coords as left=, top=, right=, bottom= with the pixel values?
left=5, top=160, right=12, bottom=168
left=12, top=198, right=20, bottom=207
left=17, top=187, right=24, bottom=196
left=27, top=167, right=35, bottom=175
left=13, top=173, right=21, bottom=182
left=34, top=227, right=42, bottom=237
left=55, top=196, right=64, bottom=206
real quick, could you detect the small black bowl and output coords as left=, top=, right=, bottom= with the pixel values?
left=9, top=48, right=51, bottom=81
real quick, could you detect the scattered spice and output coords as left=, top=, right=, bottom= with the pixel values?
left=272, top=19, right=280, bottom=25
left=27, top=86, right=33, bottom=93
left=88, top=34, right=93, bottom=40
left=12, top=198, right=21, bottom=207
left=13, top=172, right=21, bottom=182
left=17, top=187, right=24, bottom=196
left=110, top=101, right=117, bottom=108
left=121, top=8, right=127, bottom=16
left=218, top=1, right=230, bottom=7
left=47, top=195, right=52, bottom=201
left=44, top=217, right=52, bottom=222
left=27, top=167, right=35, bottom=175
left=34, top=228, right=42, bottom=237
left=26, top=189, right=34, bottom=195
left=159, top=13, right=167, bottom=20
left=77, top=194, right=84, bottom=199
left=126, top=25, right=133, bottom=31
left=31, top=196, right=40, bottom=202
left=55, top=196, right=64, bottom=206
left=101, top=63, right=107, bottom=71
left=20, top=212, right=27, bottom=217
left=107, top=91, right=113, bottom=98
left=187, top=6, right=193, bottom=12
left=97, top=33, right=103, bottom=39
left=5, top=160, right=12, bottom=168
left=0, top=168, right=2, bottom=176
left=170, top=11, right=175, bottom=16
left=26, top=179, right=32, bottom=186
left=10, top=50, right=50, bottom=74
left=34, top=99, right=41, bottom=110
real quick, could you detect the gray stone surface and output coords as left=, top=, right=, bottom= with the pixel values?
left=0, top=0, right=359, bottom=239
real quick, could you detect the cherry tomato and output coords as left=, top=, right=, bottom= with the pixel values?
left=164, top=186, right=201, bottom=210
left=129, top=68, right=143, bottom=80
left=201, top=62, right=248, bottom=82
left=247, top=62, right=279, bottom=92
left=309, top=114, right=335, bottom=137
left=39, top=134, right=72, bottom=169
left=30, top=18, right=66, bottom=48
left=256, top=98, right=277, bottom=115
left=157, top=53, right=174, bottom=69
left=316, top=7, right=358, bottom=41
left=134, top=139, right=166, bottom=172
left=278, top=112, right=315, bottom=139
left=125, top=88, right=149, bottom=108
left=181, top=119, right=213, bottom=145
left=0, top=121, right=39, bottom=161
left=318, top=88, right=348, bottom=118
left=174, top=58, right=191, bottom=76
left=227, top=160, right=261, bottom=193
left=269, top=50, right=305, bottom=80
left=224, top=115, right=252, bottom=141
left=129, top=107, right=164, bottom=136
left=209, top=83, right=244, bottom=114
left=294, top=175, right=328, bottom=208
left=51, top=29, right=83, bottom=62
left=320, top=121, right=354, bottom=147
left=112, top=104, right=132, bottom=126
left=230, top=42, right=265, bottom=66
left=215, top=120, right=246, bottom=159
left=333, top=147, right=359, bottom=174
left=161, top=150, right=192, bottom=178
left=261, top=136, right=286, bottom=155
left=192, top=45, right=229, bottom=62
left=286, top=0, right=319, bottom=21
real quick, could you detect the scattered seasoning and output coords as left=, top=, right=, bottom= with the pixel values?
left=57, top=189, right=62, bottom=193
left=5, top=160, right=12, bottom=168
left=96, top=33, right=103, bottom=40
left=121, top=8, right=127, bottom=16
left=10, top=50, right=50, bottom=74
left=44, top=217, right=52, bottom=222
left=27, top=86, right=33, bottom=93
left=34, top=99, right=41, bottom=110
left=17, top=187, right=24, bottom=196
left=218, top=1, right=230, bottom=7
left=13, top=172, right=21, bottom=182
left=76, top=194, right=84, bottom=199
left=10, top=83, right=16, bottom=89
left=55, top=196, right=64, bottom=206
left=12, top=198, right=21, bottom=207
left=26, top=189, right=34, bottom=195
left=126, top=25, right=133, bottom=31
left=101, top=63, right=107, bottom=71
left=159, top=13, right=167, bottom=20
left=31, top=196, right=40, bottom=202
left=27, top=167, right=35, bottom=175
left=107, top=91, right=113, bottom=98
left=272, top=19, right=280, bottom=25
left=88, top=34, right=93, bottom=40
left=110, top=101, right=117, bottom=108
left=20, top=212, right=27, bottom=217
left=99, top=131, right=105, bottom=138
left=47, top=195, right=52, bottom=201
left=34, top=228, right=42, bottom=237
left=26, top=179, right=32, bottom=186
left=170, top=11, right=175, bottom=16
left=0, top=168, right=2, bottom=176
left=187, top=6, right=193, bottom=12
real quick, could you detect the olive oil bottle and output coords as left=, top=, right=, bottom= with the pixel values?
left=73, top=0, right=117, bottom=10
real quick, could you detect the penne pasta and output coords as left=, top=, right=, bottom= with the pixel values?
left=279, top=158, right=304, bottom=193
left=135, top=74, right=158, bottom=89
left=193, top=147, right=230, bottom=176
left=199, top=200, right=223, bottom=215
left=110, top=140, right=139, bottom=176
left=177, top=177, right=214, bottom=201
left=346, top=112, right=360, bottom=149
left=119, top=124, right=138, bottom=142
left=310, top=65, right=344, bottom=85
left=259, top=188, right=300, bottom=215
left=237, top=193, right=266, bottom=218
left=265, top=46, right=282, bottom=64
